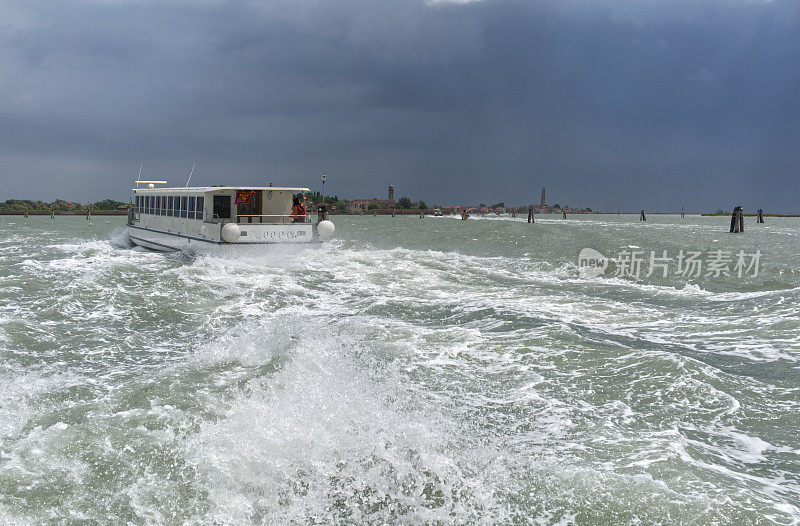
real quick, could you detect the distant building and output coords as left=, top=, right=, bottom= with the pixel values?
left=541, top=187, right=546, bottom=206
left=346, top=184, right=397, bottom=214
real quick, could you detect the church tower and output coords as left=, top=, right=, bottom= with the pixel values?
left=541, top=187, right=546, bottom=206
left=388, top=185, right=395, bottom=204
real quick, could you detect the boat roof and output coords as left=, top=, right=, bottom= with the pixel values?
left=133, top=186, right=311, bottom=192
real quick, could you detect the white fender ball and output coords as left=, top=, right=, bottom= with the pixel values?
left=317, top=220, right=335, bottom=240
left=221, top=222, right=241, bottom=242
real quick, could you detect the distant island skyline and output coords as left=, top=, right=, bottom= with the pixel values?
left=1, top=196, right=793, bottom=216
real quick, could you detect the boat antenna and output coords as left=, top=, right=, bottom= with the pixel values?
left=185, top=162, right=196, bottom=187
left=134, top=162, right=167, bottom=187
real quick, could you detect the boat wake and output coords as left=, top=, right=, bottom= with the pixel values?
left=1, top=217, right=799, bottom=523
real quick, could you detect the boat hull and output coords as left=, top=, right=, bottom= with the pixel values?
left=127, top=223, right=316, bottom=252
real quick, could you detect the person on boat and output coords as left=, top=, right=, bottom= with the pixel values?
left=291, top=197, right=306, bottom=222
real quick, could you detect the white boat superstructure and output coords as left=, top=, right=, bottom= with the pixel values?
left=126, top=184, right=334, bottom=251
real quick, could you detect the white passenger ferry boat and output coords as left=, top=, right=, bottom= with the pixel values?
left=126, top=181, right=335, bottom=251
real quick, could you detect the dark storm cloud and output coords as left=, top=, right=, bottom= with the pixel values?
left=1, top=0, right=798, bottom=211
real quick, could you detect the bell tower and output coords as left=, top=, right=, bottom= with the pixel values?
left=541, top=187, right=546, bottom=206
left=388, top=185, right=395, bottom=204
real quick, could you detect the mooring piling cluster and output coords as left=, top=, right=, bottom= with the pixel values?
left=729, top=206, right=745, bottom=233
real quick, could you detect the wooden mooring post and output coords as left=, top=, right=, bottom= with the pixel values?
left=86, top=210, right=92, bottom=220
left=729, top=206, right=745, bottom=233
left=24, top=211, right=29, bottom=218
left=527, top=207, right=534, bottom=223
left=562, top=210, right=567, bottom=219
left=757, top=209, right=765, bottom=223
left=640, top=210, right=646, bottom=221
left=681, top=204, right=685, bottom=218
left=50, top=210, right=55, bottom=219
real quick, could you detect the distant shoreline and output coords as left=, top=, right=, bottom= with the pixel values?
left=700, top=213, right=800, bottom=217
left=4, top=211, right=799, bottom=217
left=0, top=211, right=128, bottom=216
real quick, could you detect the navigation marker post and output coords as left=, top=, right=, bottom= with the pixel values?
left=320, top=174, right=328, bottom=222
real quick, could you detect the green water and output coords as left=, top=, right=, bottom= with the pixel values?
left=0, top=214, right=798, bottom=524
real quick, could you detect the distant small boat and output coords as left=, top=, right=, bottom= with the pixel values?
left=126, top=181, right=335, bottom=251
left=433, top=208, right=443, bottom=216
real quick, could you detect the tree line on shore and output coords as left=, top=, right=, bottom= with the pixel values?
left=0, top=199, right=128, bottom=213
left=309, top=192, right=428, bottom=212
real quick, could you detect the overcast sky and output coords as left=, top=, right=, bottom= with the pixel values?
left=1, top=0, right=798, bottom=211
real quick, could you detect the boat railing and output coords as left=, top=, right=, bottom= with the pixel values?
left=235, top=214, right=312, bottom=224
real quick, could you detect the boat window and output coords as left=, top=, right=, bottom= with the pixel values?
left=173, top=195, right=179, bottom=216
left=135, top=196, right=140, bottom=214
left=167, top=196, right=173, bottom=217
left=145, top=196, right=150, bottom=214
left=160, top=196, right=165, bottom=215
left=188, top=196, right=196, bottom=219
left=148, top=195, right=153, bottom=214
left=156, top=196, right=161, bottom=215
left=213, top=195, right=231, bottom=219
left=196, top=197, right=204, bottom=220
left=235, top=190, right=261, bottom=224
left=181, top=196, right=188, bottom=218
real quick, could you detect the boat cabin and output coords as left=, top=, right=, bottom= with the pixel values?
left=132, top=186, right=310, bottom=225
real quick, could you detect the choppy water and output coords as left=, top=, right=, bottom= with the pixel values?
left=1, top=214, right=799, bottom=524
